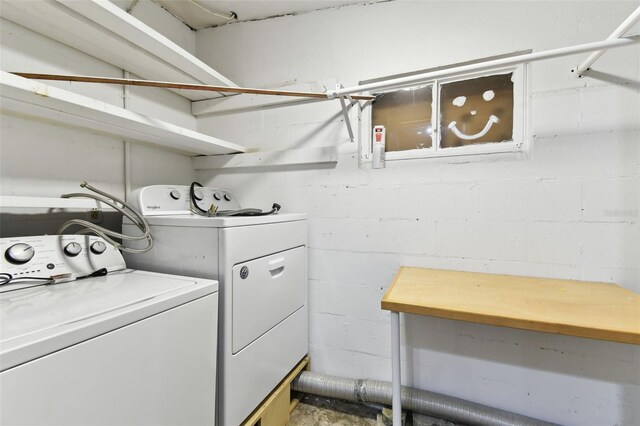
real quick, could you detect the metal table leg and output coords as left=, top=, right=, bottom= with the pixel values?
left=391, top=311, right=401, bottom=426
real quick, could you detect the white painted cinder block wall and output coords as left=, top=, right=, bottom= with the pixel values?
left=0, top=1, right=197, bottom=203
left=195, top=1, right=640, bottom=424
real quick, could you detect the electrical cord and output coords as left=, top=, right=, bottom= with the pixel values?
left=217, top=203, right=281, bottom=216
left=190, top=181, right=210, bottom=214
left=78, top=268, right=109, bottom=279
left=0, top=268, right=109, bottom=287
left=57, top=181, right=153, bottom=254
left=189, top=181, right=281, bottom=217
left=0, top=273, right=53, bottom=286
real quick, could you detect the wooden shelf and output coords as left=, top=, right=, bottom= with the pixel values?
left=0, top=0, right=236, bottom=101
left=1, top=71, right=245, bottom=156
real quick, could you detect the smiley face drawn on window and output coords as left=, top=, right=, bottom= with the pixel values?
left=440, top=73, right=514, bottom=148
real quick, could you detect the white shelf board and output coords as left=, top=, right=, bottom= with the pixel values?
left=192, top=147, right=338, bottom=170
left=0, top=71, right=245, bottom=156
left=0, top=0, right=236, bottom=101
left=1, top=196, right=113, bottom=210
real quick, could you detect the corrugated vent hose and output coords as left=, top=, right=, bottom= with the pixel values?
left=292, top=371, right=559, bottom=426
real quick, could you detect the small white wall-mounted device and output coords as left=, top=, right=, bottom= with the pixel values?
left=372, top=125, right=386, bottom=169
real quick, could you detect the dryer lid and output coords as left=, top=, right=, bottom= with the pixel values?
left=0, top=270, right=217, bottom=370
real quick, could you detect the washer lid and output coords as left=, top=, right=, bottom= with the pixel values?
left=0, top=270, right=218, bottom=371
left=129, top=212, right=307, bottom=228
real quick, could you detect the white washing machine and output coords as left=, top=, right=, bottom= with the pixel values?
left=0, top=235, right=219, bottom=425
left=123, top=185, right=308, bottom=426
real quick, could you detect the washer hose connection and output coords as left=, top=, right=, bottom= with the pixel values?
left=58, top=181, right=153, bottom=254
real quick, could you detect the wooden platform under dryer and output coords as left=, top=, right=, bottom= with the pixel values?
left=241, top=355, right=310, bottom=426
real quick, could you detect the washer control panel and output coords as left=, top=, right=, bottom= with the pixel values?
left=129, top=185, right=241, bottom=216
left=1, top=235, right=126, bottom=287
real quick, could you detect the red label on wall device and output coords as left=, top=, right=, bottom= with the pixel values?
left=372, top=125, right=385, bottom=169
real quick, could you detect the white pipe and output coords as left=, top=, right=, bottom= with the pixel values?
left=329, top=36, right=640, bottom=97
left=123, top=71, right=132, bottom=201
left=391, top=312, right=401, bottom=426
left=575, top=6, right=640, bottom=77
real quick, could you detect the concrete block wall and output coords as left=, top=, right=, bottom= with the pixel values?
left=195, top=1, right=640, bottom=424
left=0, top=0, right=197, bottom=205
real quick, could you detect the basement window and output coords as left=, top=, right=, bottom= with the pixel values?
left=371, top=85, right=434, bottom=151
left=366, top=65, right=526, bottom=161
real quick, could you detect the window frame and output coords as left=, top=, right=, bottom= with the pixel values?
left=361, top=64, right=529, bottom=162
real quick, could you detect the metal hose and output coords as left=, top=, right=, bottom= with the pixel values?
left=292, top=371, right=559, bottom=426
left=58, top=181, right=153, bottom=254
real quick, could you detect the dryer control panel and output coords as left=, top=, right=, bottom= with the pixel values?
left=130, top=185, right=241, bottom=216
left=1, top=235, right=126, bottom=288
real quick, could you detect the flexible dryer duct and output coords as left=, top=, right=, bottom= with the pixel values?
left=292, top=371, right=558, bottom=426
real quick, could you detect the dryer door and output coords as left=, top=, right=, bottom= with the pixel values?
left=232, top=246, right=306, bottom=354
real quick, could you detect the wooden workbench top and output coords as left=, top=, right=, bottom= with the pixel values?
left=381, top=267, right=640, bottom=344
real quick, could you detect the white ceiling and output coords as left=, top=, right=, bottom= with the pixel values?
left=151, top=0, right=368, bottom=29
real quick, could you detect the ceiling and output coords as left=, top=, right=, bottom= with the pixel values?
left=147, top=0, right=368, bottom=29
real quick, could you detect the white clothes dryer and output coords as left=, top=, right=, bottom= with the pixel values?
left=0, top=235, right=219, bottom=425
left=123, top=185, right=308, bottom=426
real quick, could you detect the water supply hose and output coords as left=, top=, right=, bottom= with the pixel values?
left=58, top=181, right=153, bottom=253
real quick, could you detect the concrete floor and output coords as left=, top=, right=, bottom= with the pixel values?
left=288, top=395, right=379, bottom=426
left=288, top=394, right=458, bottom=426
left=289, top=402, right=378, bottom=426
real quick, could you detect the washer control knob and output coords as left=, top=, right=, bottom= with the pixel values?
left=90, top=241, right=107, bottom=255
left=64, top=242, right=82, bottom=257
left=169, top=190, right=181, bottom=200
left=224, top=193, right=232, bottom=201
left=5, top=243, right=35, bottom=264
left=213, top=192, right=222, bottom=201
left=194, top=189, right=204, bottom=201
